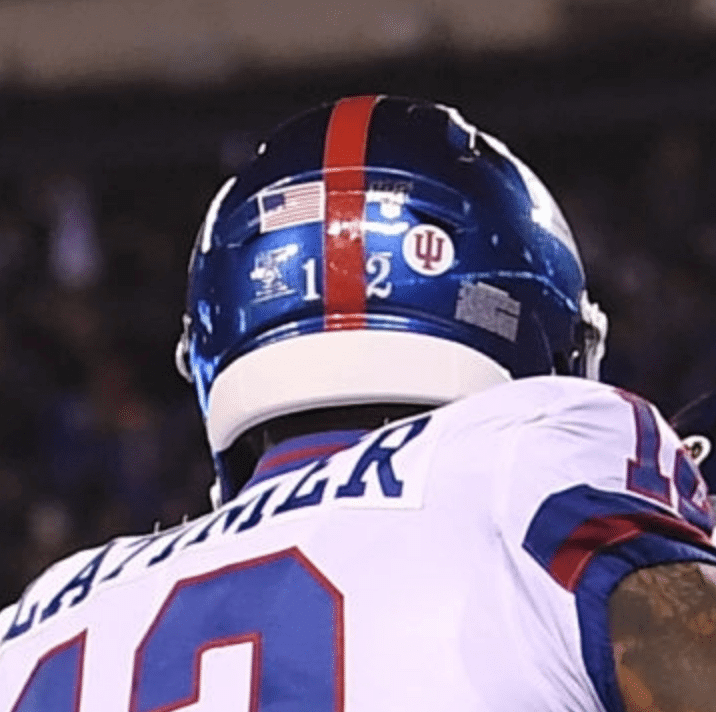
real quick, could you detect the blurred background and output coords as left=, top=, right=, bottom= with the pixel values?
left=2, top=0, right=716, bottom=607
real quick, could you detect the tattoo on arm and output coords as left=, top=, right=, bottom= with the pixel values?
left=609, top=562, right=716, bottom=712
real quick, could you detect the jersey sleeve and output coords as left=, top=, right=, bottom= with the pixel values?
left=515, top=382, right=716, bottom=585
left=505, top=379, right=716, bottom=712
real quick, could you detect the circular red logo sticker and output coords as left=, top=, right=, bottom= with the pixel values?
left=402, top=224, right=455, bottom=276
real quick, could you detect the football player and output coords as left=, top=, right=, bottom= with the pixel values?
left=2, top=95, right=715, bottom=712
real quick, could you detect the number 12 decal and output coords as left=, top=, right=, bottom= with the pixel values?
left=302, top=253, right=392, bottom=302
left=619, top=390, right=714, bottom=532
left=11, top=548, right=344, bottom=712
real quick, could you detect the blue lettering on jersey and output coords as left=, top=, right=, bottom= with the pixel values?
left=274, top=460, right=329, bottom=513
left=3, top=592, right=38, bottom=642
left=2, top=414, right=432, bottom=641
left=237, top=487, right=278, bottom=531
left=101, top=535, right=165, bottom=582
left=4, top=543, right=114, bottom=641
left=185, top=499, right=251, bottom=545
left=40, top=543, right=114, bottom=623
left=336, top=416, right=430, bottom=498
left=148, top=530, right=190, bottom=567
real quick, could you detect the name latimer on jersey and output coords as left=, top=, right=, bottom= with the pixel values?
left=1, top=415, right=432, bottom=642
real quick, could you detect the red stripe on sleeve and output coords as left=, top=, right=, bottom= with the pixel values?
left=550, top=512, right=712, bottom=592
left=322, top=95, right=381, bottom=330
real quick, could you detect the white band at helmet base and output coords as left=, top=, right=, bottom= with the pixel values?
left=206, top=329, right=511, bottom=453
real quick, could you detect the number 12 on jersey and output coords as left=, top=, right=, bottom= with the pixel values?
left=11, top=548, right=344, bottom=712
left=619, top=390, right=714, bottom=532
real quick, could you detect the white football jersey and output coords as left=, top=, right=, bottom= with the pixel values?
left=2, top=376, right=715, bottom=712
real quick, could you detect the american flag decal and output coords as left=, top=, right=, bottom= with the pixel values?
left=258, top=181, right=325, bottom=233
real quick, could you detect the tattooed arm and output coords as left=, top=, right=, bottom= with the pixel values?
left=609, top=562, right=716, bottom=712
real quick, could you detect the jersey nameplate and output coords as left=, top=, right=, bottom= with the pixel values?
left=3, top=415, right=431, bottom=642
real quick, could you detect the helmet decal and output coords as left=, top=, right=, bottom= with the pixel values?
left=258, top=180, right=325, bottom=234
left=249, top=244, right=300, bottom=303
left=366, top=180, right=410, bottom=219
left=402, top=224, right=455, bottom=276
left=455, top=281, right=521, bottom=343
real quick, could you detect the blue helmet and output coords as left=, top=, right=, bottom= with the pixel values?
left=176, top=95, right=607, bottom=502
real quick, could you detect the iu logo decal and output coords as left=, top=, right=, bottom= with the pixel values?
left=402, top=224, right=455, bottom=276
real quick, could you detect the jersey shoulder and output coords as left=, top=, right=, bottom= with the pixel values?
left=433, top=375, right=714, bottom=540
left=435, top=375, right=657, bottom=473
left=442, top=375, right=641, bottom=432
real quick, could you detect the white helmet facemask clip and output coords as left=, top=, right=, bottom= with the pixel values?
left=175, top=313, right=193, bottom=384
left=579, top=291, right=608, bottom=381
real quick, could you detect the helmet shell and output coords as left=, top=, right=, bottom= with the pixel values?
left=183, top=96, right=588, bottom=453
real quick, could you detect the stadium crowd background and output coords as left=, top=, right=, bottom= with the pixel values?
left=2, top=0, right=716, bottom=607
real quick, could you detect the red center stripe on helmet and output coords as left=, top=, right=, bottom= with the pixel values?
left=323, top=95, right=381, bottom=330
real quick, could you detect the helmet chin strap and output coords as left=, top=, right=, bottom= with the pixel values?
left=579, top=291, right=608, bottom=381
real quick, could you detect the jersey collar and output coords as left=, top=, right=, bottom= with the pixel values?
left=246, top=429, right=368, bottom=487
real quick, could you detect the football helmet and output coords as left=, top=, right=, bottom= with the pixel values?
left=176, top=95, right=607, bottom=504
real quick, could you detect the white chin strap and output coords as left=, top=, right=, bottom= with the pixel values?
left=579, top=291, right=608, bottom=381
